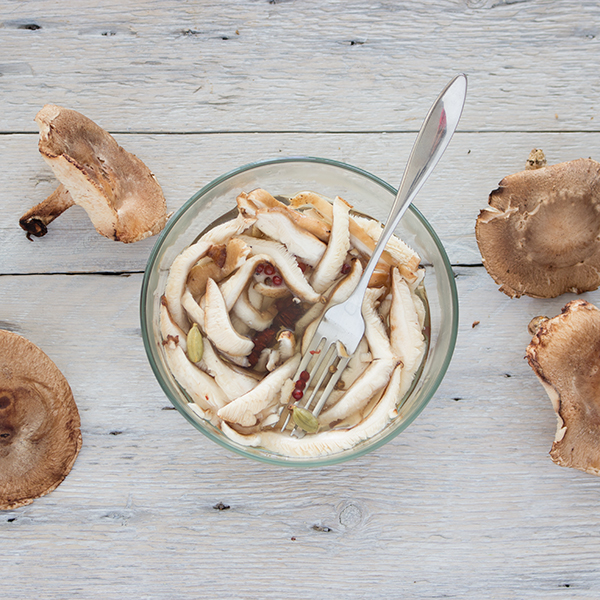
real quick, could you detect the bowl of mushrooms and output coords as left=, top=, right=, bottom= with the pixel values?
left=140, top=157, right=458, bottom=466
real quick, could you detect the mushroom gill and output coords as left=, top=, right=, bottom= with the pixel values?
left=0, top=330, right=81, bottom=510
left=526, top=299, right=600, bottom=476
left=476, top=157, right=600, bottom=298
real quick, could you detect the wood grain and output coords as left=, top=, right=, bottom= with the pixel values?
left=2, top=131, right=599, bottom=274
left=2, top=1, right=600, bottom=598
left=2, top=272, right=600, bottom=599
left=0, top=1, right=599, bottom=133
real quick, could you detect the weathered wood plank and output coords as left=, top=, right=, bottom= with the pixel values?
left=2, top=269, right=600, bottom=599
left=3, top=1, right=600, bottom=598
left=2, top=130, right=598, bottom=274
left=0, top=0, right=598, bottom=133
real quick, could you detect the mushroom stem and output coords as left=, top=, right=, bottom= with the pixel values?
left=19, top=184, right=75, bottom=240
left=525, top=148, right=547, bottom=170
left=528, top=315, right=549, bottom=337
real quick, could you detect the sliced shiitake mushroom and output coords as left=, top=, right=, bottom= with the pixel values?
left=526, top=300, right=600, bottom=476
left=476, top=156, right=600, bottom=298
left=20, top=104, right=167, bottom=243
left=0, top=330, right=81, bottom=510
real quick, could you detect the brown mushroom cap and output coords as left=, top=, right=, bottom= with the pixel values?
left=476, top=158, right=600, bottom=298
left=526, top=299, right=600, bottom=475
left=20, top=104, right=167, bottom=243
left=0, top=330, right=81, bottom=510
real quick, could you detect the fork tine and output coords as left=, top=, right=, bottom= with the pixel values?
left=284, top=338, right=352, bottom=437
left=310, top=354, right=350, bottom=417
left=280, top=334, right=325, bottom=431
left=292, top=332, right=324, bottom=381
left=290, top=343, right=350, bottom=438
left=301, top=342, right=337, bottom=412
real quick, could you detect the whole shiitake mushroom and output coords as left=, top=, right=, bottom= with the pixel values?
left=476, top=154, right=600, bottom=298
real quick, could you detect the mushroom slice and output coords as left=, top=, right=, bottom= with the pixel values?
left=265, top=349, right=281, bottom=372
left=247, top=281, right=266, bottom=309
left=263, top=331, right=296, bottom=373
left=163, top=337, right=227, bottom=411
left=318, top=358, right=396, bottom=429
left=526, top=299, right=600, bottom=476
left=291, top=191, right=399, bottom=285
left=317, top=287, right=396, bottom=428
left=199, top=339, right=257, bottom=401
left=221, top=364, right=404, bottom=457
left=352, top=214, right=421, bottom=279
left=181, top=290, right=206, bottom=333
left=310, top=196, right=352, bottom=293
left=390, top=268, right=425, bottom=371
left=187, top=238, right=250, bottom=300
left=276, top=330, right=296, bottom=363
left=0, top=330, right=81, bottom=510
left=160, top=297, right=187, bottom=352
left=204, top=278, right=254, bottom=357
left=361, top=286, right=394, bottom=360
left=236, top=192, right=260, bottom=217
left=217, top=354, right=301, bottom=427
left=246, top=188, right=282, bottom=208
left=218, top=254, right=271, bottom=310
left=254, top=208, right=327, bottom=266
left=218, top=351, right=251, bottom=369
left=199, top=211, right=256, bottom=244
left=237, top=235, right=321, bottom=303
left=253, top=281, right=291, bottom=299
left=476, top=158, right=600, bottom=298
left=21, top=104, right=167, bottom=243
left=164, top=240, right=212, bottom=330
left=254, top=347, right=274, bottom=373
left=243, top=189, right=331, bottom=241
left=230, top=313, right=252, bottom=337
left=232, top=289, right=277, bottom=332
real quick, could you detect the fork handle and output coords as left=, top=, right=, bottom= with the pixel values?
left=349, top=74, right=467, bottom=304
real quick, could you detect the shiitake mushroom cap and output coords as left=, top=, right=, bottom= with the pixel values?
left=0, top=330, right=81, bottom=510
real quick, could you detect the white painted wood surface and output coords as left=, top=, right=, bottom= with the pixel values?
left=2, top=1, right=600, bottom=598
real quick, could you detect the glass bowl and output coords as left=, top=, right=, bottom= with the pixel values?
left=140, top=157, right=458, bottom=466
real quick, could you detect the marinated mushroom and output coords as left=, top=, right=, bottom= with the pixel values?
left=526, top=299, right=600, bottom=476
left=20, top=104, right=167, bottom=243
left=476, top=156, right=600, bottom=298
left=0, top=330, right=81, bottom=510
left=161, top=188, right=427, bottom=457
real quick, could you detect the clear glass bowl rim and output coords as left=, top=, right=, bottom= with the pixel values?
left=140, top=156, right=459, bottom=467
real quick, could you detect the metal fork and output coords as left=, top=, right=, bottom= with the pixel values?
left=282, top=74, right=467, bottom=434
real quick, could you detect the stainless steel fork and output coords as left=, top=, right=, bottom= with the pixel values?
left=282, top=73, right=467, bottom=434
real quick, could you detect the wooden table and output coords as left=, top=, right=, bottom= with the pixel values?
left=2, top=1, right=600, bottom=598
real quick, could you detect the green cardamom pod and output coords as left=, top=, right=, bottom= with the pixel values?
left=187, top=323, right=204, bottom=363
left=291, top=405, right=319, bottom=434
